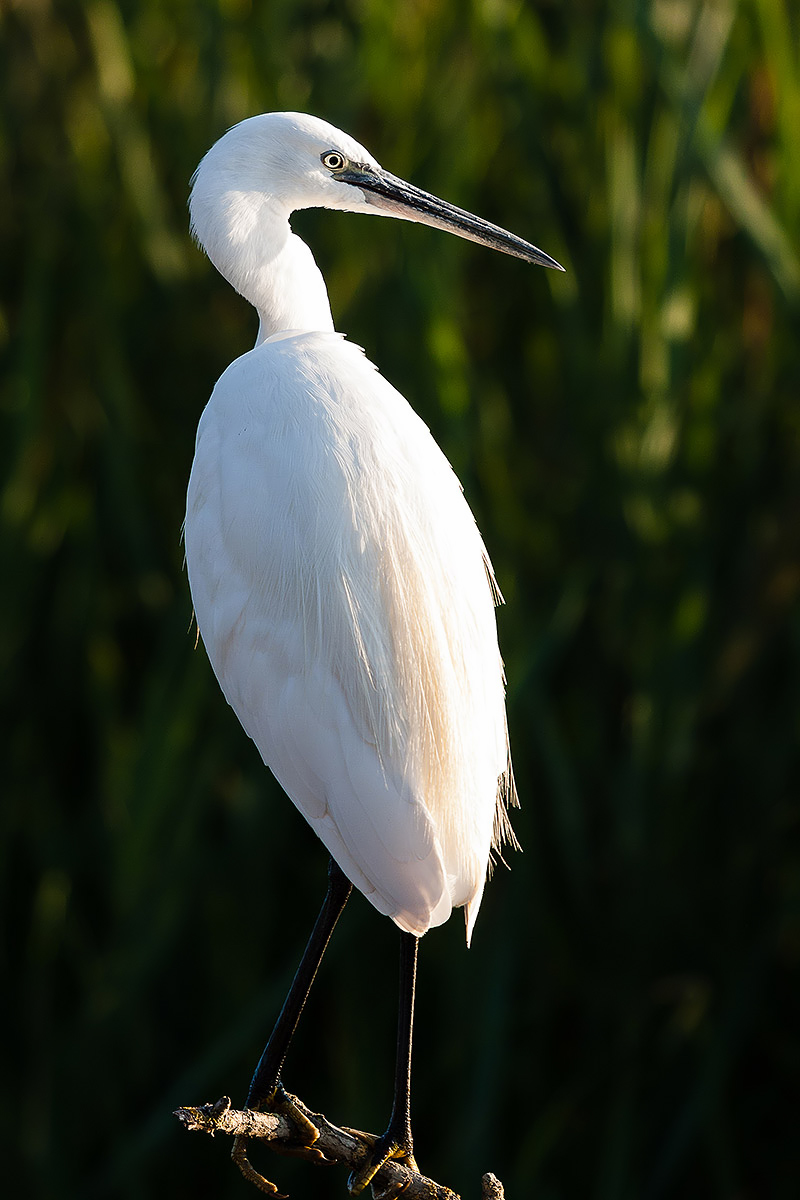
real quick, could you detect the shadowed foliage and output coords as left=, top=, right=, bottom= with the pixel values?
left=3, top=2, right=799, bottom=1198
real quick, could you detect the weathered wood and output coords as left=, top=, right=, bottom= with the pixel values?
left=174, top=1094, right=505, bottom=1199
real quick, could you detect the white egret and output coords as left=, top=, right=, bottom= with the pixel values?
left=186, top=112, right=562, bottom=1194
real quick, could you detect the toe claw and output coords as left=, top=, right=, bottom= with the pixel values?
left=231, top=1134, right=288, bottom=1197
left=231, top=1085, right=325, bottom=1193
left=272, top=1085, right=321, bottom=1146
left=346, top=1131, right=417, bottom=1195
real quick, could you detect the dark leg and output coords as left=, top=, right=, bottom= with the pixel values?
left=348, top=930, right=419, bottom=1194
left=385, top=931, right=419, bottom=1160
left=232, top=857, right=352, bottom=1194
left=246, top=856, right=352, bottom=1108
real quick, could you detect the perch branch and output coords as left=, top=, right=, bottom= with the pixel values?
left=174, top=1095, right=505, bottom=1200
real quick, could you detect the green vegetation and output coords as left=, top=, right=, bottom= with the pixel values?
left=3, top=2, right=799, bottom=1197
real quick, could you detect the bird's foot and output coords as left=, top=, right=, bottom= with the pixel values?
left=231, top=1084, right=330, bottom=1196
left=270, top=1087, right=335, bottom=1164
left=232, top=1131, right=286, bottom=1197
left=270, top=1084, right=325, bottom=1153
left=344, top=1127, right=418, bottom=1195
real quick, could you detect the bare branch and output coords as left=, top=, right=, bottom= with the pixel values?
left=174, top=1095, right=505, bottom=1200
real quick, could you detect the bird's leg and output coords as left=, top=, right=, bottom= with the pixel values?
left=246, top=857, right=352, bottom=1108
left=232, top=857, right=352, bottom=1193
left=347, top=930, right=419, bottom=1194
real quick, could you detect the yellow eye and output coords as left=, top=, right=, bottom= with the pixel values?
left=321, top=151, right=346, bottom=171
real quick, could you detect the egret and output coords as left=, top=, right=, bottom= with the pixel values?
left=186, top=112, right=562, bottom=1194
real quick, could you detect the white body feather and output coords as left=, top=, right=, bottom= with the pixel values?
left=185, top=114, right=516, bottom=941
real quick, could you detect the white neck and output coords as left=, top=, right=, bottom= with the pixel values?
left=251, top=231, right=335, bottom=343
left=191, top=183, right=335, bottom=342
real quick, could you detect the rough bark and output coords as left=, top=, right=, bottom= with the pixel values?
left=174, top=1094, right=505, bottom=1200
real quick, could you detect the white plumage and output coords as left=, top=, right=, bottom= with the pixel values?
left=185, top=113, right=558, bottom=946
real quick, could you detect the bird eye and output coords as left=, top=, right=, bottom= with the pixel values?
left=321, top=151, right=346, bottom=172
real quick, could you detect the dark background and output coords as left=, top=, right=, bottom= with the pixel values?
left=3, top=1, right=799, bottom=1198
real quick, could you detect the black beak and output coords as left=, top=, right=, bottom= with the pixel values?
left=338, top=164, right=564, bottom=271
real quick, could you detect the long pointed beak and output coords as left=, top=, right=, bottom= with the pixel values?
left=339, top=164, right=564, bottom=271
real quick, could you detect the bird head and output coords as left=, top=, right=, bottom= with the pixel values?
left=189, top=112, right=563, bottom=277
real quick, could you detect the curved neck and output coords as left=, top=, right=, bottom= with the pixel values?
left=251, top=231, right=335, bottom=343
left=190, top=138, right=338, bottom=341
left=198, top=201, right=335, bottom=342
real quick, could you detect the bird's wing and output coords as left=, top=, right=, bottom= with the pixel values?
left=185, top=331, right=510, bottom=936
left=247, top=640, right=451, bottom=935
